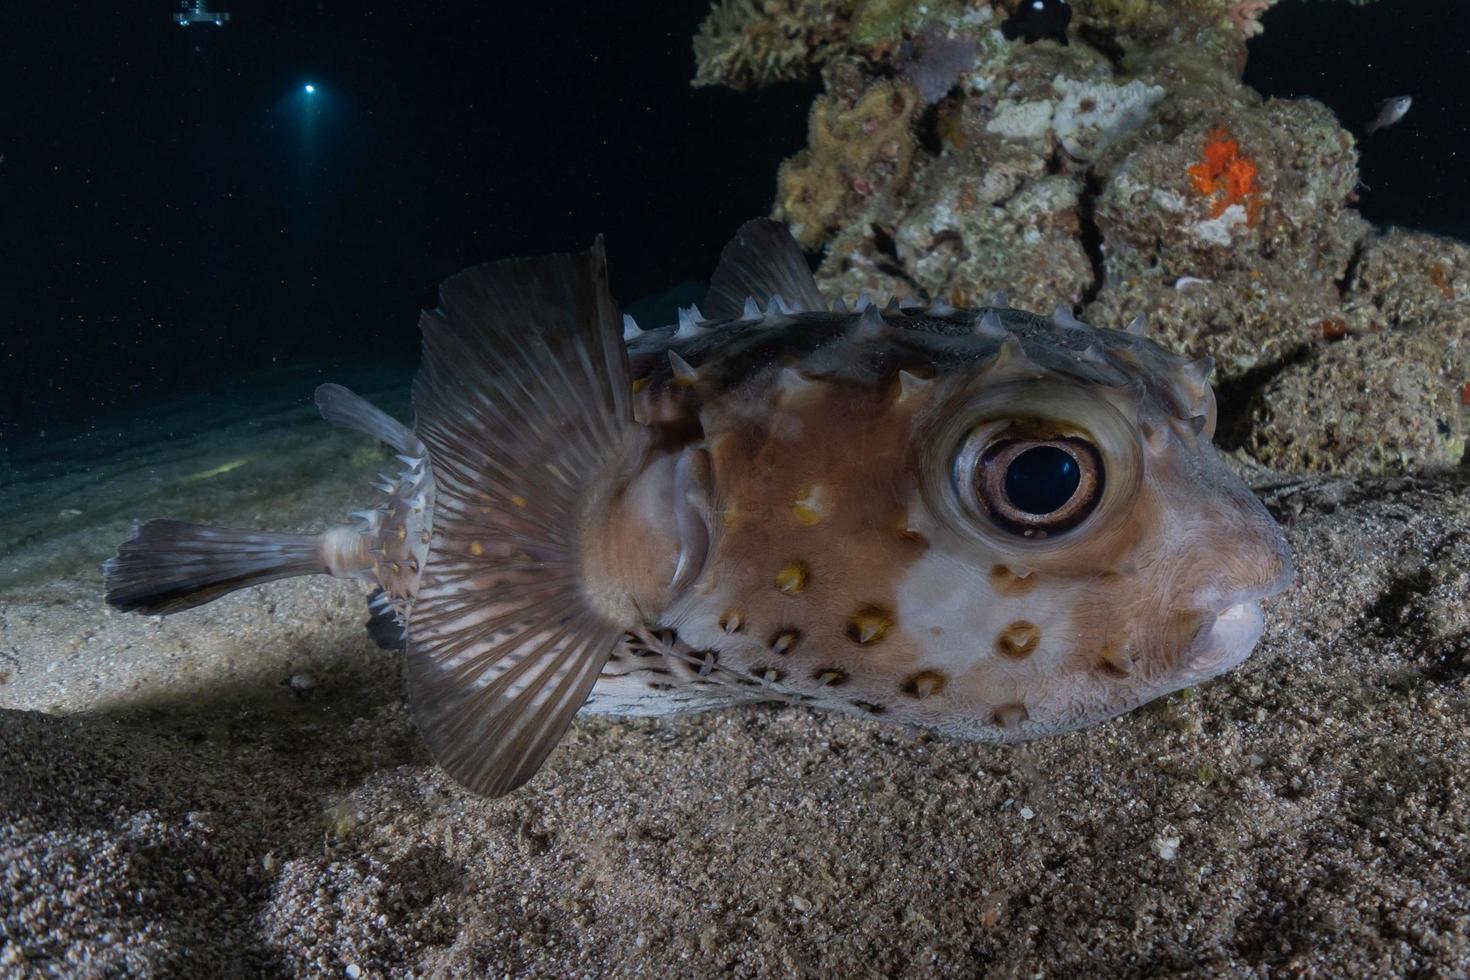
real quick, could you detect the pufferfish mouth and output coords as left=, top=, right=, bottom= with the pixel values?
left=1178, top=534, right=1294, bottom=683
left=1182, top=600, right=1266, bottom=683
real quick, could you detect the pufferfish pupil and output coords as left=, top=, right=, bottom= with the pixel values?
left=1005, top=445, right=1080, bottom=515
left=975, top=435, right=1103, bottom=533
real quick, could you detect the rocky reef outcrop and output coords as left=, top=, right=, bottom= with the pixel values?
left=694, top=0, right=1468, bottom=475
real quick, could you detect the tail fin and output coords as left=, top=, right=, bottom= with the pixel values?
left=103, top=519, right=326, bottom=615
left=407, top=236, right=637, bottom=797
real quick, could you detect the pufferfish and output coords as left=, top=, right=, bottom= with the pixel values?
left=104, top=219, right=1293, bottom=797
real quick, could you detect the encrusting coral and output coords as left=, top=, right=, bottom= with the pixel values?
left=692, top=0, right=855, bottom=90
left=1186, top=126, right=1261, bottom=222
left=776, top=76, right=922, bottom=248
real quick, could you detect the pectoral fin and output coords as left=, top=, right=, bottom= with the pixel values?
left=407, top=237, right=637, bottom=797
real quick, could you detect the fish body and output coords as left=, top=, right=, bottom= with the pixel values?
left=1001, top=0, right=1071, bottom=45
left=1366, top=95, right=1412, bottom=134
left=105, top=220, right=1292, bottom=796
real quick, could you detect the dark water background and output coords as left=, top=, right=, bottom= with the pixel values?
left=1, top=0, right=1465, bottom=447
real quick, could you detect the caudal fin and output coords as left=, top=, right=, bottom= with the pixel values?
left=103, top=519, right=326, bottom=615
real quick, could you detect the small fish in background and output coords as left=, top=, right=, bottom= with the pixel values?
left=1001, top=0, right=1072, bottom=45
left=105, top=219, right=1293, bottom=798
left=1365, top=95, right=1412, bottom=134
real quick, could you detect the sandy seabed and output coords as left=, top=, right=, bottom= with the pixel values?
left=2, top=364, right=1468, bottom=977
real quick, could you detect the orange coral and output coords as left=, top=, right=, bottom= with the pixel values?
left=1187, top=126, right=1261, bottom=223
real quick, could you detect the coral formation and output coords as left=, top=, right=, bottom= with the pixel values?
left=692, top=0, right=854, bottom=90
left=775, top=73, right=921, bottom=248
left=693, top=0, right=1469, bottom=476
left=850, top=0, right=971, bottom=46
left=1226, top=0, right=1273, bottom=37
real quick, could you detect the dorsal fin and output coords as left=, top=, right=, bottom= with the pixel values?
left=703, top=218, right=825, bottom=320
left=408, top=238, right=635, bottom=797
left=314, top=383, right=424, bottom=456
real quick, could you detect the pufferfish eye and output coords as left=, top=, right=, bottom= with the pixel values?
left=972, top=436, right=1103, bottom=536
left=930, top=382, right=1141, bottom=555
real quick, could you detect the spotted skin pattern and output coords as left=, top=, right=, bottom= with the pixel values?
left=586, top=297, right=1292, bottom=743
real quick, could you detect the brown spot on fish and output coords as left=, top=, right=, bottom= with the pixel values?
left=775, top=561, right=810, bottom=594
left=996, top=621, right=1041, bottom=659
left=813, top=667, right=849, bottom=686
left=468, top=540, right=485, bottom=557
left=902, top=670, right=947, bottom=699
left=1097, top=644, right=1135, bottom=677
left=899, top=527, right=929, bottom=548
left=899, top=669, right=946, bottom=702
left=994, top=703, right=1029, bottom=729
left=510, top=495, right=527, bottom=508
left=846, top=604, right=893, bottom=645
left=719, top=611, right=745, bottom=634
left=770, top=629, right=802, bottom=656
left=752, top=666, right=785, bottom=684
left=989, top=564, right=1037, bottom=596
left=631, top=375, right=651, bottom=394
